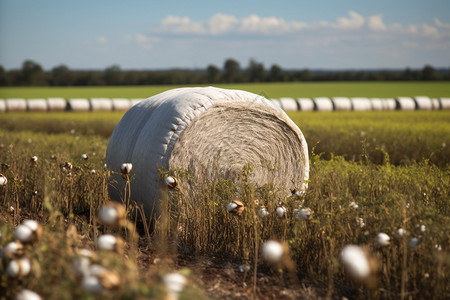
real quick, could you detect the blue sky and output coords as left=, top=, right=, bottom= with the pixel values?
left=1, top=0, right=450, bottom=70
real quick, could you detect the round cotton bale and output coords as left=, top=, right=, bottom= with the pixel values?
left=414, top=96, right=432, bottom=110
left=431, top=98, right=441, bottom=110
left=47, top=98, right=67, bottom=111
left=382, top=98, right=397, bottom=111
left=0, top=99, right=5, bottom=112
left=370, top=98, right=384, bottom=111
left=351, top=97, right=372, bottom=111
left=279, top=97, right=299, bottom=111
left=27, top=98, right=48, bottom=112
left=90, top=98, right=113, bottom=111
left=297, top=98, right=314, bottom=111
left=441, top=98, right=450, bottom=110
left=270, top=98, right=282, bottom=109
left=106, top=87, right=309, bottom=216
left=396, top=97, right=416, bottom=111
left=68, top=98, right=91, bottom=112
left=112, top=98, right=131, bottom=111
left=313, top=97, right=333, bottom=111
left=332, top=97, right=352, bottom=111
left=6, top=98, right=27, bottom=112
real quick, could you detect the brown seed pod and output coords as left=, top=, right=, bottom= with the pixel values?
left=227, top=200, right=245, bottom=215
left=99, top=270, right=121, bottom=290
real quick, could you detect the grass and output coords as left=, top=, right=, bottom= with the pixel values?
left=1, top=82, right=450, bottom=99
left=0, top=111, right=449, bottom=299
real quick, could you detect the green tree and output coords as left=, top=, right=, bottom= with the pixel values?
left=223, top=58, right=240, bottom=83
left=104, top=64, right=123, bottom=85
left=206, top=64, right=220, bottom=83
left=269, top=64, right=283, bottom=82
left=247, top=59, right=266, bottom=82
left=51, top=64, right=73, bottom=86
left=21, top=60, right=46, bottom=85
left=421, top=65, right=436, bottom=81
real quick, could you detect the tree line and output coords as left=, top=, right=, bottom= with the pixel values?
left=0, top=59, right=449, bottom=86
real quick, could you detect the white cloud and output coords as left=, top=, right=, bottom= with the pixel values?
left=127, top=34, right=160, bottom=50
left=435, top=18, right=450, bottom=29
left=207, top=13, right=239, bottom=35
left=368, top=15, right=387, bottom=31
left=97, top=36, right=108, bottom=44
left=160, top=15, right=205, bottom=34
left=332, top=10, right=365, bottom=30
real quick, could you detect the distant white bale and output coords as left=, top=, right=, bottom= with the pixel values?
left=279, top=97, right=298, bottom=111
left=90, top=98, right=113, bottom=111
left=68, top=98, right=90, bottom=112
left=382, top=98, right=397, bottom=111
left=332, top=97, right=352, bottom=111
left=111, top=98, right=131, bottom=111
left=27, top=99, right=48, bottom=112
left=297, top=98, right=314, bottom=111
left=47, top=98, right=67, bottom=111
left=130, top=98, right=143, bottom=107
left=270, top=99, right=282, bottom=109
left=6, top=99, right=27, bottom=112
left=313, top=97, right=333, bottom=111
left=414, top=96, right=432, bottom=110
left=431, top=98, right=441, bottom=110
left=370, top=98, right=384, bottom=111
left=396, top=97, right=416, bottom=111
left=0, top=99, right=5, bottom=112
left=441, top=98, right=450, bottom=110
left=351, top=98, right=372, bottom=111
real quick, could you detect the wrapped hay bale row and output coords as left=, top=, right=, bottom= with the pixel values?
left=332, top=97, right=352, bottom=111
left=91, top=98, right=113, bottom=111
left=313, top=97, right=334, bottom=111
left=68, top=98, right=90, bottom=112
left=0, top=99, right=5, bottom=112
left=279, top=97, right=299, bottom=111
left=47, top=98, right=67, bottom=111
left=441, top=98, right=450, bottom=110
left=297, top=98, right=314, bottom=111
left=112, top=98, right=132, bottom=111
left=6, top=98, right=27, bottom=112
left=106, top=87, right=310, bottom=216
left=351, top=97, right=372, bottom=111
left=27, top=99, right=48, bottom=111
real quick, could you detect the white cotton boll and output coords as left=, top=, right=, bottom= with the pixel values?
left=276, top=207, right=286, bottom=218
left=97, top=234, right=117, bottom=251
left=356, top=217, right=365, bottom=228
left=15, top=289, right=42, bottom=300
left=420, top=224, right=426, bottom=232
left=7, top=258, right=31, bottom=278
left=91, top=169, right=96, bottom=174
left=165, top=176, right=177, bottom=188
left=349, top=202, right=359, bottom=209
left=227, top=202, right=238, bottom=212
left=294, top=208, right=311, bottom=220
left=98, top=207, right=118, bottom=226
left=81, top=154, right=88, bottom=160
left=409, top=237, right=419, bottom=248
left=14, top=225, right=33, bottom=243
left=89, top=264, right=107, bottom=277
left=22, top=220, right=39, bottom=232
left=120, top=163, right=132, bottom=174
left=163, top=273, right=187, bottom=299
left=396, top=228, right=406, bottom=237
left=72, top=256, right=91, bottom=277
left=375, top=233, right=390, bottom=246
left=340, top=245, right=371, bottom=281
left=435, top=244, right=442, bottom=251
left=258, top=207, right=269, bottom=218
left=0, top=174, right=7, bottom=186
left=103, top=163, right=108, bottom=170
left=82, top=276, right=104, bottom=294
left=31, top=156, right=38, bottom=162
left=1, top=241, right=22, bottom=258
left=261, top=240, right=284, bottom=264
